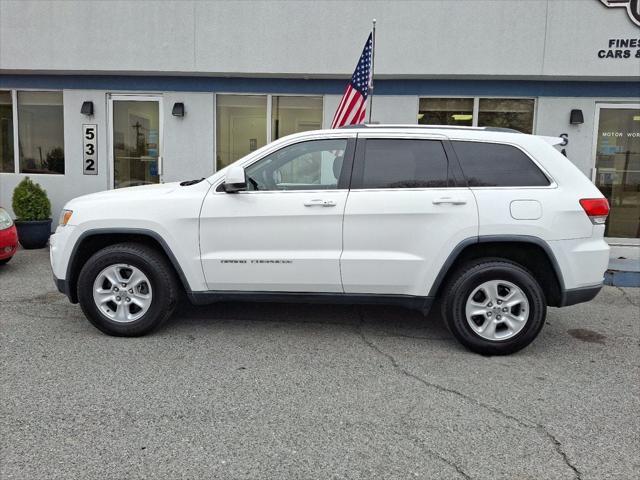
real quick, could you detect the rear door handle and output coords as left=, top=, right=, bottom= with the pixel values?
left=432, top=197, right=467, bottom=205
left=304, top=199, right=337, bottom=207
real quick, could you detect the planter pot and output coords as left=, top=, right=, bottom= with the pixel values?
left=15, top=219, right=52, bottom=249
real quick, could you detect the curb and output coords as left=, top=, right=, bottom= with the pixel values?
left=604, top=270, right=640, bottom=287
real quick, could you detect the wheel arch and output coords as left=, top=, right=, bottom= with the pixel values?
left=64, top=229, right=192, bottom=304
left=429, top=235, right=566, bottom=307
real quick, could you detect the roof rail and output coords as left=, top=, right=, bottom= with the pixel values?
left=338, top=124, right=522, bottom=134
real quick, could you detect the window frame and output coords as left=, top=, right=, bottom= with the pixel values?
left=214, top=92, right=325, bottom=172
left=243, top=138, right=352, bottom=192
left=349, top=134, right=467, bottom=191
left=417, top=96, right=537, bottom=133
left=0, top=88, right=66, bottom=176
left=214, top=134, right=356, bottom=194
left=448, top=138, right=557, bottom=189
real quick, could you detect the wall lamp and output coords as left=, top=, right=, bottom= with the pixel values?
left=80, top=101, right=94, bottom=116
left=172, top=102, right=185, bottom=117
left=569, top=109, right=584, bottom=125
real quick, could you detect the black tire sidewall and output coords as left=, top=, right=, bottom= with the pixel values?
left=77, top=246, right=176, bottom=336
left=446, top=261, right=546, bottom=355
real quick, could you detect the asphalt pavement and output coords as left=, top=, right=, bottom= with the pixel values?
left=1, top=249, right=639, bottom=479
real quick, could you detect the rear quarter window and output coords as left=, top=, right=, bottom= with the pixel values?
left=452, top=141, right=550, bottom=187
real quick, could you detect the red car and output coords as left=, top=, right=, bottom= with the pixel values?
left=0, top=207, right=18, bottom=265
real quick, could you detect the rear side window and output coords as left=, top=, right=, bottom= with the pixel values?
left=452, top=141, right=550, bottom=187
left=359, top=139, right=452, bottom=188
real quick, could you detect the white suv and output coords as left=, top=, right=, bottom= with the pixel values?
left=50, top=125, right=610, bottom=355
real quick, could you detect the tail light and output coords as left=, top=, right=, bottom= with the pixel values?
left=579, top=198, right=609, bottom=225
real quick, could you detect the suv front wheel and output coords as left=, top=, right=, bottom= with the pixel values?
left=77, top=243, right=179, bottom=336
left=441, top=259, right=546, bottom=355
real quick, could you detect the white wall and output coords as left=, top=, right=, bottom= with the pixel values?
left=1, top=0, right=638, bottom=79
left=534, top=97, right=640, bottom=176
left=0, top=90, right=216, bottom=223
left=0, top=90, right=110, bottom=224
left=162, top=92, right=214, bottom=182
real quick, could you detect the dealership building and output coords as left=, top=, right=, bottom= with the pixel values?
left=0, top=0, right=639, bottom=239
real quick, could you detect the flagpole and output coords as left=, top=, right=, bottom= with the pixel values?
left=368, top=18, right=376, bottom=124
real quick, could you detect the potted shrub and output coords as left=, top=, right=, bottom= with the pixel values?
left=12, top=177, right=52, bottom=249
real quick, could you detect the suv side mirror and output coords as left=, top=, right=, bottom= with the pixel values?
left=223, top=165, right=247, bottom=193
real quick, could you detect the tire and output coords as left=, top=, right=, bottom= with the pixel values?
left=441, top=258, right=546, bottom=355
left=0, top=257, right=11, bottom=265
left=77, top=242, right=179, bottom=336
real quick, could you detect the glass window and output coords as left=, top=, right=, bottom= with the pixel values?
left=478, top=98, right=535, bottom=134
left=216, top=95, right=267, bottom=170
left=272, top=96, right=323, bottom=139
left=452, top=141, right=550, bottom=187
left=245, top=139, right=347, bottom=191
left=418, top=98, right=473, bottom=126
left=360, top=139, right=451, bottom=189
left=0, top=91, right=14, bottom=173
left=18, top=91, right=64, bottom=174
left=112, top=100, right=160, bottom=188
left=594, top=106, right=640, bottom=238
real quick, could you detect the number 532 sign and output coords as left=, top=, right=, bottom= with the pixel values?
left=82, top=124, right=98, bottom=175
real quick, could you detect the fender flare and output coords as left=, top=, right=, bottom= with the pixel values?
left=427, top=234, right=567, bottom=297
left=63, top=228, right=193, bottom=302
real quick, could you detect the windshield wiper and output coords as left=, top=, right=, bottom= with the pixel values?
left=180, top=178, right=205, bottom=186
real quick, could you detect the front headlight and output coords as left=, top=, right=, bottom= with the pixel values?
left=59, top=209, right=73, bottom=227
left=0, top=207, right=13, bottom=230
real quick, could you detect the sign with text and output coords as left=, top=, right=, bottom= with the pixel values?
left=82, top=124, right=97, bottom=175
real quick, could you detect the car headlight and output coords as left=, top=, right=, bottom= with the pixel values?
left=59, top=209, right=73, bottom=227
left=0, top=207, right=13, bottom=230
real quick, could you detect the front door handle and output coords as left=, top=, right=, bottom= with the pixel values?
left=304, top=199, right=337, bottom=207
left=432, top=197, right=467, bottom=205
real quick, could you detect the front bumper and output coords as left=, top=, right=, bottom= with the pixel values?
left=53, top=275, right=75, bottom=301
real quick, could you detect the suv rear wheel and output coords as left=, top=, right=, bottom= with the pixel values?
left=441, top=258, right=546, bottom=355
left=77, top=243, right=178, bottom=336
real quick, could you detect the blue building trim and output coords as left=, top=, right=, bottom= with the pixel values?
left=0, top=74, right=639, bottom=97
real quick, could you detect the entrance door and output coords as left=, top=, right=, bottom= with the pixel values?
left=593, top=104, right=640, bottom=238
left=109, top=95, right=163, bottom=189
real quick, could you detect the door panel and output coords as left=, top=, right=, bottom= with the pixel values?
left=341, top=136, right=478, bottom=296
left=200, top=190, right=347, bottom=292
left=200, top=136, right=354, bottom=292
left=341, top=188, right=477, bottom=296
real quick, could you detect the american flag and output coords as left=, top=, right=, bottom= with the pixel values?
left=331, top=33, right=373, bottom=128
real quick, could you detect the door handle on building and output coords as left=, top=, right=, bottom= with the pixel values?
left=304, top=199, right=337, bottom=207
left=432, top=197, right=467, bottom=205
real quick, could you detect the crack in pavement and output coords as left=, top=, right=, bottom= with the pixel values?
left=355, top=311, right=583, bottom=480
left=615, top=286, right=639, bottom=308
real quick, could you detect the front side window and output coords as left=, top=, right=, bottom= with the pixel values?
left=18, top=91, right=64, bottom=174
left=0, top=91, right=14, bottom=173
left=244, top=139, right=347, bottom=191
left=360, top=139, right=451, bottom=189
left=478, top=98, right=535, bottom=134
left=452, top=141, right=550, bottom=187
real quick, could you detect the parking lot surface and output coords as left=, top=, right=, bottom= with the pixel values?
left=1, top=249, right=639, bottom=479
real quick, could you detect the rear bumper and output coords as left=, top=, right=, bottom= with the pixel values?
left=559, top=283, right=603, bottom=307
left=0, top=225, right=18, bottom=260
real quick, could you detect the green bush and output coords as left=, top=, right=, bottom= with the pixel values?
left=12, top=177, right=51, bottom=221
